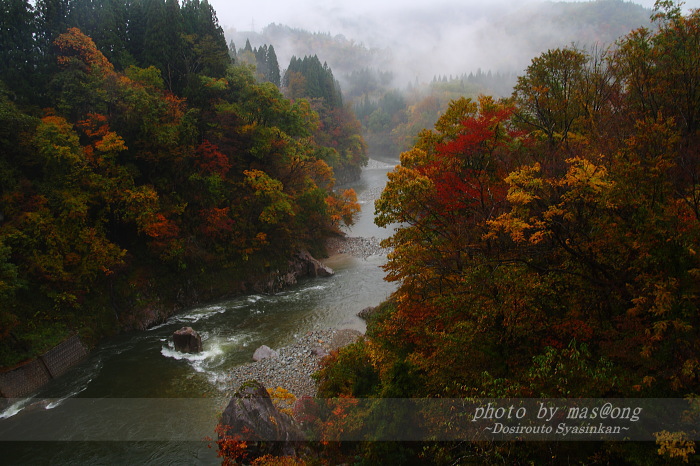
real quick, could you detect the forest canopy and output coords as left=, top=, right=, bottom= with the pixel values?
left=313, top=3, right=700, bottom=464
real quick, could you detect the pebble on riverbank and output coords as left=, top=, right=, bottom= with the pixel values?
left=325, top=236, right=391, bottom=259
left=227, top=328, right=362, bottom=398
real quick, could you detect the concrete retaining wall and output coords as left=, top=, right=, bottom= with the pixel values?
left=0, top=334, right=88, bottom=398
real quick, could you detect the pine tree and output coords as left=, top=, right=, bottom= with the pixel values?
left=0, top=0, right=38, bottom=100
left=228, top=39, right=237, bottom=62
left=69, top=0, right=130, bottom=67
left=35, top=0, right=70, bottom=54
left=180, top=0, right=229, bottom=77
left=254, top=44, right=268, bottom=81
left=125, top=0, right=147, bottom=64
left=142, top=0, right=185, bottom=91
left=266, top=44, right=280, bottom=87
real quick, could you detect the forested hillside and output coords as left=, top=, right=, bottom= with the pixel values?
left=0, top=0, right=364, bottom=366
left=229, top=0, right=653, bottom=158
left=310, top=3, right=700, bottom=464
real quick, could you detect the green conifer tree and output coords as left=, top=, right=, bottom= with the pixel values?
left=266, top=44, right=281, bottom=87
left=0, top=0, right=38, bottom=100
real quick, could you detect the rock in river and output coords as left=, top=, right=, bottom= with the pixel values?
left=252, top=345, right=278, bottom=361
left=172, top=326, right=203, bottom=353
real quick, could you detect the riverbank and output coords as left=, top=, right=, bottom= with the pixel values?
left=224, top=232, right=393, bottom=399
left=227, top=328, right=362, bottom=398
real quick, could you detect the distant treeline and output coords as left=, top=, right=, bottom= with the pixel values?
left=429, top=70, right=519, bottom=97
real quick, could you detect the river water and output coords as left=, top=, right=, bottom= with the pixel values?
left=1, top=158, right=399, bottom=464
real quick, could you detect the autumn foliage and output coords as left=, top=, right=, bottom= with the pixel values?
left=0, top=25, right=362, bottom=363
left=316, top=4, right=700, bottom=464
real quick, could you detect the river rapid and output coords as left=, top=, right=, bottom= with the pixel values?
left=1, top=157, right=399, bottom=464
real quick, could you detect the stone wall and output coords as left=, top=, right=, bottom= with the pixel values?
left=0, top=334, right=88, bottom=398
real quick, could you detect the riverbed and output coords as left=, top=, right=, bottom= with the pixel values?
left=0, top=157, right=399, bottom=464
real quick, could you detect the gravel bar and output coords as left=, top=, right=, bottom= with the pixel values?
left=227, top=328, right=362, bottom=398
left=325, top=236, right=391, bottom=259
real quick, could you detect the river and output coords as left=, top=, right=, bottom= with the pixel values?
left=0, top=157, right=399, bottom=464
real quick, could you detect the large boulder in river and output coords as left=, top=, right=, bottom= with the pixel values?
left=252, top=345, right=278, bottom=361
left=219, top=379, right=303, bottom=457
left=172, top=327, right=203, bottom=353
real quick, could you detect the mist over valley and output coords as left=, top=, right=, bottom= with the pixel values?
left=223, top=0, right=654, bottom=90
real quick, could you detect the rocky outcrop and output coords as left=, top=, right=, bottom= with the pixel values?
left=252, top=345, right=278, bottom=361
left=172, top=327, right=202, bottom=353
left=358, top=306, right=378, bottom=321
left=218, top=379, right=303, bottom=457
left=246, top=250, right=334, bottom=294
left=290, top=250, right=334, bottom=278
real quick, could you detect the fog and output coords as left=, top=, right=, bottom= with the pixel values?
left=212, top=0, right=692, bottom=32
left=212, top=0, right=700, bottom=86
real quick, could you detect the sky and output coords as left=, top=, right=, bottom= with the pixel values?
left=210, top=0, right=699, bottom=34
